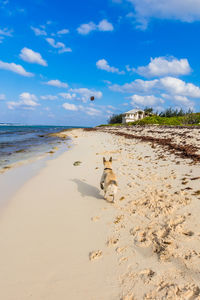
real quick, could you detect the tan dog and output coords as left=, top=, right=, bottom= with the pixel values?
left=100, top=157, right=118, bottom=202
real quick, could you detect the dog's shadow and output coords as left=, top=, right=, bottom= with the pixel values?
left=71, top=179, right=103, bottom=200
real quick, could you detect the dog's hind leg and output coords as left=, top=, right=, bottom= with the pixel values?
left=104, top=189, right=109, bottom=201
left=100, top=173, right=105, bottom=190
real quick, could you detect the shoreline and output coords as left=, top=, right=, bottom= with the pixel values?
left=0, top=128, right=200, bottom=299
left=0, top=126, right=76, bottom=175
left=0, top=130, right=71, bottom=175
left=0, top=130, right=73, bottom=210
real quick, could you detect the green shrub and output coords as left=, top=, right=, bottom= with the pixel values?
left=182, top=113, right=200, bottom=124
left=131, top=115, right=183, bottom=125
left=131, top=113, right=200, bottom=126
left=108, top=114, right=123, bottom=124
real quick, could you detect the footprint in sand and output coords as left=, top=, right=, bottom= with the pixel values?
left=89, top=250, right=103, bottom=261
left=107, top=237, right=119, bottom=247
left=116, top=246, right=127, bottom=254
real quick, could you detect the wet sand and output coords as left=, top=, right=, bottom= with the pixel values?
left=0, top=127, right=200, bottom=299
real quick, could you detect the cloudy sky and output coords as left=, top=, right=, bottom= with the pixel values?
left=0, top=0, right=200, bottom=126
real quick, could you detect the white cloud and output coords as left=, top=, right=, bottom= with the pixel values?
left=19, top=47, right=47, bottom=66
left=161, top=94, right=194, bottom=109
left=0, top=60, right=34, bottom=77
left=57, top=28, right=69, bottom=35
left=0, top=94, right=5, bottom=100
left=40, top=95, right=58, bottom=100
left=110, top=76, right=200, bottom=99
left=97, top=19, right=114, bottom=31
left=31, top=26, right=47, bottom=36
left=59, top=93, right=76, bottom=100
left=46, top=37, right=72, bottom=53
left=160, top=76, right=200, bottom=98
left=59, top=88, right=103, bottom=103
left=0, top=27, right=12, bottom=36
left=127, top=0, right=200, bottom=29
left=0, top=28, right=13, bottom=43
left=96, top=59, right=124, bottom=74
left=174, top=95, right=192, bottom=103
left=19, top=92, right=38, bottom=103
left=77, top=22, right=96, bottom=35
left=7, top=92, right=39, bottom=110
left=77, top=19, right=114, bottom=35
left=130, top=94, right=164, bottom=106
left=84, top=107, right=102, bottom=116
left=44, top=79, right=68, bottom=88
left=110, top=76, right=200, bottom=110
left=69, top=88, right=102, bottom=102
left=62, top=102, right=102, bottom=116
left=62, top=103, right=78, bottom=111
left=110, top=78, right=158, bottom=93
left=136, top=57, right=191, bottom=77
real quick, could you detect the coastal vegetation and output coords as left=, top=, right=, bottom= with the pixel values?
left=108, top=113, right=123, bottom=124
left=105, top=108, right=200, bottom=127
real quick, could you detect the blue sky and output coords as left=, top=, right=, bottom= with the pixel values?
left=0, top=0, right=200, bottom=126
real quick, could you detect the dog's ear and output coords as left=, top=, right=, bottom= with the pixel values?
left=103, top=157, right=106, bottom=163
left=109, top=157, right=112, bottom=162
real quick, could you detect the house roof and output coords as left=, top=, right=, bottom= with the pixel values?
left=123, top=109, right=144, bottom=114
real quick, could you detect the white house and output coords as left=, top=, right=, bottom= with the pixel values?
left=122, top=109, right=146, bottom=124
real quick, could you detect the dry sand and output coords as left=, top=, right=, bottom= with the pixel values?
left=0, top=128, right=200, bottom=299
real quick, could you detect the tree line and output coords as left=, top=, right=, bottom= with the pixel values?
left=108, top=107, right=197, bottom=124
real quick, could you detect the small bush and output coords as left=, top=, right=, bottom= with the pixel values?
left=108, top=114, right=123, bottom=124
left=182, top=113, right=200, bottom=125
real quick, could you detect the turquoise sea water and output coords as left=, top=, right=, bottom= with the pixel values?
left=0, top=124, right=76, bottom=170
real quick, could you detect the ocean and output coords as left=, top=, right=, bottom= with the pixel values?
left=0, top=124, right=75, bottom=171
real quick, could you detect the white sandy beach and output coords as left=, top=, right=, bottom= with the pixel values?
left=0, top=128, right=200, bottom=299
